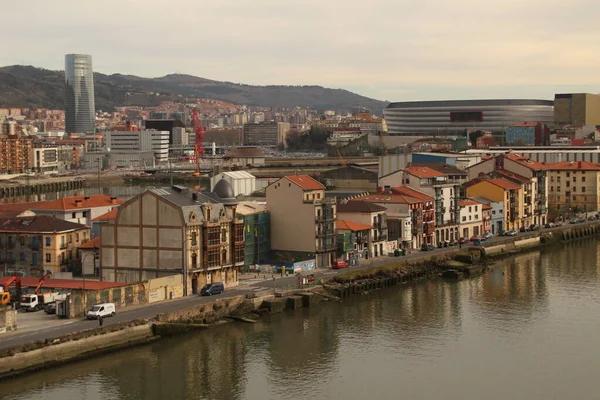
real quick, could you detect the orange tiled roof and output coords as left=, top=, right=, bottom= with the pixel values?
left=336, top=219, right=373, bottom=232
left=495, top=169, right=529, bottom=183
left=91, top=208, right=118, bottom=222
left=79, top=237, right=100, bottom=249
left=545, top=161, right=600, bottom=171
left=285, top=175, right=325, bottom=190
left=482, top=204, right=492, bottom=210
left=460, top=199, right=481, bottom=207
left=487, top=178, right=521, bottom=190
left=391, top=186, right=434, bottom=201
left=29, top=195, right=124, bottom=211
left=404, top=166, right=445, bottom=179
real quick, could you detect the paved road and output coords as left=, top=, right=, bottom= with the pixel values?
left=1, top=220, right=595, bottom=351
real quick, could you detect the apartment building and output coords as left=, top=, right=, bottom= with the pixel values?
left=472, top=196, right=504, bottom=234
left=402, top=166, right=461, bottom=244
left=465, top=178, right=522, bottom=231
left=0, top=121, right=34, bottom=174
left=554, top=93, right=600, bottom=127
left=100, top=181, right=244, bottom=293
left=0, top=215, right=89, bottom=275
left=546, top=161, right=600, bottom=216
left=467, top=153, right=548, bottom=226
left=104, top=130, right=170, bottom=162
left=336, top=201, right=388, bottom=258
left=459, top=200, right=484, bottom=239
left=390, top=186, right=435, bottom=245
left=266, top=175, right=336, bottom=268
left=243, top=122, right=291, bottom=146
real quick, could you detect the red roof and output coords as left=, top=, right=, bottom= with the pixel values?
left=92, top=208, right=118, bottom=222
left=495, top=169, right=529, bottom=183
left=391, top=186, right=433, bottom=201
left=336, top=219, right=373, bottom=232
left=487, top=178, right=521, bottom=190
left=30, top=195, right=124, bottom=211
left=545, top=161, right=600, bottom=171
left=19, top=277, right=125, bottom=291
left=404, top=166, right=445, bottom=179
left=285, top=175, right=325, bottom=190
left=79, top=237, right=100, bottom=249
left=460, top=199, right=482, bottom=207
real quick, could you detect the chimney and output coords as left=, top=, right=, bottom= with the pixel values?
left=75, top=199, right=83, bottom=208
left=84, top=196, right=90, bottom=201
left=110, top=196, right=118, bottom=205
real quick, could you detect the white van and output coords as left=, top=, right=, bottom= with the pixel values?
left=87, top=303, right=116, bottom=319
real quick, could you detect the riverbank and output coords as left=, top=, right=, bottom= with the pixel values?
left=0, top=221, right=598, bottom=380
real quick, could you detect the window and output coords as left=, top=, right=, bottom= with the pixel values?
left=573, top=187, right=576, bottom=192
left=76, top=233, right=79, bottom=242
left=222, top=250, right=227, bottom=264
left=207, top=227, right=220, bottom=246
left=191, top=232, right=198, bottom=246
left=45, top=237, right=51, bottom=246
left=235, top=224, right=244, bottom=243
left=82, top=211, right=87, bottom=218
left=462, top=216, right=466, bottom=222
left=582, top=176, right=586, bottom=182
left=19, top=252, right=25, bottom=261
left=69, top=235, right=72, bottom=244
left=573, top=196, right=577, bottom=201
left=573, top=177, right=577, bottom=182
left=469, top=216, right=472, bottom=221
left=582, top=187, right=585, bottom=192
left=206, top=248, right=219, bottom=267
left=235, top=244, right=244, bottom=263
left=567, top=182, right=570, bottom=187
left=221, top=229, right=227, bottom=243
left=550, top=176, right=554, bottom=182
left=550, top=187, right=554, bottom=192
left=46, top=253, right=51, bottom=262
left=32, top=253, right=38, bottom=265
left=469, top=206, right=472, bottom=212
left=492, top=210, right=496, bottom=215
left=567, top=172, right=570, bottom=177
left=19, top=236, right=25, bottom=246
left=475, top=206, right=478, bottom=212
left=557, top=177, right=561, bottom=183
left=475, top=215, right=479, bottom=220
left=72, top=212, right=76, bottom=218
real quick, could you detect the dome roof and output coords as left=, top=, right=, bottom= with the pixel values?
left=213, top=179, right=236, bottom=203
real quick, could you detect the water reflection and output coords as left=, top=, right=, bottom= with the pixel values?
left=3, top=239, right=600, bottom=400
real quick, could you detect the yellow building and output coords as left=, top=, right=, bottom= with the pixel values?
left=546, top=161, right=600, bottom=217
left=465, top=178, right=522, bottom=231
left=554, top=93, right=600, bottom=127
left=0, top=215, right=89, bottom=275
left=266, top=175, right=337, bottom=268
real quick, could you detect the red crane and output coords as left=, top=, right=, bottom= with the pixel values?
left=33, top=272, right=52, bottom=294
left=191, top=109, right=205, bottom=176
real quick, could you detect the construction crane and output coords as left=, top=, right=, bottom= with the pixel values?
left=191, top=109, right=205, bottom=177
left=33, top=272, right=52, bottom=295
left=0, top=276, right=22, bottom=305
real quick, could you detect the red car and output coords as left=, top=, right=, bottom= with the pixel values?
left=469, top=235, right=480, bottom=242
left=332, top=259, right=348, bottom=269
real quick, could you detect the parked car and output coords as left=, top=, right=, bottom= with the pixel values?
left=201, top=282, right=225, bottom=296
left=332, top=259, right=348, bottom=269
left=44, top=303, right=57, bottom=315
left=458, top=237, right=466, bottom=244
left=569, top=219, right=579, bottom=224
left=448, top=240, right=458, bottom=247
left=474, top=238, right=488, bottom=246
left=87, top=303, right=116, bottom=319
left=503, top=230, right=518, bottom=236
left=528, top=224, right=539, bottom=231
left=519, top=226, right=527, bottom=232
left=421, top=243, right=435, bottom=251
left=483, top=232, right=494, bottom=239
left=544, top=223, right=555, bottom=228
left=469, top=235, right=480, bottom=242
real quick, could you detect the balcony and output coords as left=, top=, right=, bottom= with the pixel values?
left=60, top=243, right=68, bottom=250
left=423, top=225, right=435, bottom=235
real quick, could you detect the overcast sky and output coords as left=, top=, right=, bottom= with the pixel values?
left=3, top=0, right=600, bottom=101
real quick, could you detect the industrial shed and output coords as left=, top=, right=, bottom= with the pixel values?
left=210, top=171, right=256, bottom=197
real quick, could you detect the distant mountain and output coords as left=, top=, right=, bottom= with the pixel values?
left=0, top=65, right=388, bottom=113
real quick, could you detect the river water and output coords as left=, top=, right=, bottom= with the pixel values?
left=2, top=239, right=600, bottom=400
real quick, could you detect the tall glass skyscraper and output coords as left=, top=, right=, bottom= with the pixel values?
left=65, top=54, right=95, bottom=133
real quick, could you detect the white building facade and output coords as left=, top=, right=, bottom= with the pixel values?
left=104, top=130, right=169, bottom=162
